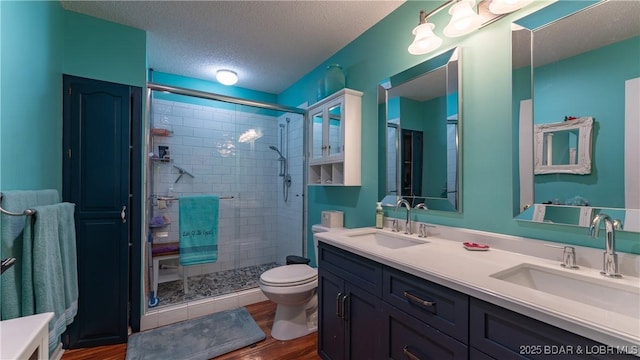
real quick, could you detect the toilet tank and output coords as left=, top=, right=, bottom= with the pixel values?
left=311, top=224, right=332, bottom=265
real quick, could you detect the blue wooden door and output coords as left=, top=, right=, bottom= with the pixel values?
left=62, top=75, right=141, bottom=348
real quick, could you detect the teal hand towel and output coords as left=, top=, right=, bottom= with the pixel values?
left=22, top=204, right=67, bottom=356
left=0, top=189, right=59, bottom=320
left=179, top=195, right=219, bottom=266
left=57, top=203, right=79, bottom=325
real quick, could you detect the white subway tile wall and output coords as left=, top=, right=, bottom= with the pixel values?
left=150, top=99, right=304, bottom=277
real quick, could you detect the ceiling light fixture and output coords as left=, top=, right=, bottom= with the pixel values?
left=409, top=0, right=533, bottom=55
left=216, top=70, right=238, bottom=86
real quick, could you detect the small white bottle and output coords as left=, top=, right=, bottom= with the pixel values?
left=375, top=202, right=384, bottom=229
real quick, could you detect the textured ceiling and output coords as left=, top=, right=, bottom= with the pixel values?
left=60, top=0, right=406, bottom=94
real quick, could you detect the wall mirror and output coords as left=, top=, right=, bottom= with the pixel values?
left=379, top=47, right=461, bottom=212
left=512, top=0, right=640, bottom=232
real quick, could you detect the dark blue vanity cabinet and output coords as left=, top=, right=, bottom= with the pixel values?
left=382, top=266, right=469, bottom=360
left=318, top=242, right=467, bottom=360
left=469, top=298, right=637, bottom=360
left=318, top=242, right=634, bottom=360
left=318, top=243, right=384, bottom=359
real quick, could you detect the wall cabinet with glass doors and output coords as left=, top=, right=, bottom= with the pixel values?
left=307, top=88, right=362, bottom=186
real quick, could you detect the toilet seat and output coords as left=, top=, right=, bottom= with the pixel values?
left=260, top=264, right=317, bottom=287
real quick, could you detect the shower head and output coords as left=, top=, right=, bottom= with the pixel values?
left=269, top=145, right=286, bottom=161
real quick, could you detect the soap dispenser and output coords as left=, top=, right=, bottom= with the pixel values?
left=375, top=202, right=384, bottom=229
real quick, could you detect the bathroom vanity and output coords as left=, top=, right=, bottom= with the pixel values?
left=316, top=227, right=639, bottom=359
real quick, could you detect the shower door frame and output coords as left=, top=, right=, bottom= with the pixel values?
left=144, top=82, right=309, bottom=310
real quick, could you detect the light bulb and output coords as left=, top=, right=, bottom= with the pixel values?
left=489, top=0, right=534, bottom=14
left=408, top=23, right=443, bottom=55
left=443, top=0, right=482, bottom=38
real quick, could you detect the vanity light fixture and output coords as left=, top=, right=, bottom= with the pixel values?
left=489, top=0, right=534, bottom=14
left=216, top=69, right=238, bottom=86
left=443, top=0, right=483, bottom=37
left=408, top=10, right=443, bottom=55
left=409, top=0, right=532, bottom=55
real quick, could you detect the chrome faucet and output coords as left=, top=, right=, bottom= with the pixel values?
left=395, top=199, right=412, bottom=235
left=414, top=202, right=428, bottom=210
left=589, top=213, right=622, bottom=278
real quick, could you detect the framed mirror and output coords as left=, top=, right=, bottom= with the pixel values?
left=534, top=116, right=593, bottom=175
left=512, top=0, right=640, bottom=232
left=379, top=47, right=461, bottom=212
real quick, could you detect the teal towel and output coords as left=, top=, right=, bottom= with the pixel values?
left=22, top=204, right=67, bottom=356
left=1, top=189, right=59, bottom=320
left=179, top=195, right=219, bottom=266
left=56, top=203, right=79, bottom=325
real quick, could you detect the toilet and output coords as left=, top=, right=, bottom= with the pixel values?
left=259, top=225, right=327, bottom=341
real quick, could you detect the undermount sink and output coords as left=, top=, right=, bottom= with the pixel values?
left=347, top=230, right=428, bottom=249
left=491, top=263, right=640, bottom=318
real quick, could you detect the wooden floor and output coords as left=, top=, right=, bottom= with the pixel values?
left=61, top=300, right=321, bottom=360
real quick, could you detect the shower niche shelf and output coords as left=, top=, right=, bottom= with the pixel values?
left=307, top=88, right=362, bottom=186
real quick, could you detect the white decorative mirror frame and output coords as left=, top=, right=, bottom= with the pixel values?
left=533, top=116, right=592, bottom=175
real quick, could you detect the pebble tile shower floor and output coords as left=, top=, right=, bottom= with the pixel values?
left=155, top=263, right=279, bottom=308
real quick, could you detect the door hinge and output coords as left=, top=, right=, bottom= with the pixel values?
left=68, top=148, right=72, bottom=158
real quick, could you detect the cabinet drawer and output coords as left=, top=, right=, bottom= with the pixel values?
left=383, top=266, right=469, bottom=342
left=470, top=298, right=636, bottom=360
left=318, top=242, right=382, bottom=296
left=382, top=302, right=468, bottom=360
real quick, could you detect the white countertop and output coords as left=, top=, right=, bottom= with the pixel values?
left=315, top=226, right=640, bottom=350
left=0, top=312, right=53, bottom=359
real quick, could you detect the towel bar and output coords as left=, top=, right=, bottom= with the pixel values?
left=0, top=193, right=37, bottom=216
left=152, top=195, right=234, bottom=200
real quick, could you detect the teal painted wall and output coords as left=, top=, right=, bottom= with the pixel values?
left=1, top=1, right=64, bottom=191
left=279, top=0, right=639, bottom=256
left=0, top=2, right=146, bottom=195
left=534, top=36, right=640, bottom=208
left=63, top=10, right=147, bottom=87
left=420, top=96, right=447, bottom=198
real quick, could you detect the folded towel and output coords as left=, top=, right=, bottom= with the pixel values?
left=22, top=204, right=67, bottom=355
left=1, top=189, right=59, bottom=320
left=179, top=195, right=219, bottom=266
left=57, top=203, right=79, bottom=325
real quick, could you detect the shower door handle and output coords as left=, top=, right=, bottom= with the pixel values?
left=121, top=206, right=127, bottom=223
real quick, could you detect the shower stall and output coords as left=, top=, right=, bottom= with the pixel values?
left=145, top=83, right=306, bottom=310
